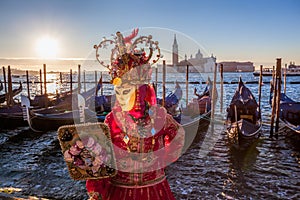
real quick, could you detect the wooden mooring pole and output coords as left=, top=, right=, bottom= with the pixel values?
left=77, top=64, right=81, bottom=94
left=162, top=60, right=166, bottom=107
left=94, top=71, right=98, bottom=88
left=100, top=72, right=103, bottom=96
left=60, top=72, right=63, bottom=84
left=70, top=69, right=73, bottom=96
left=274, top=58, right=282, bottom=136
left=39, top=69, right=43, bottom=94
left=211, top=63, right=217, bottom=120
left=220, top=64, right=224, bottom=113
left=2, top=66, right=7, bottom=93
left=270, top=59, right=282, bottom=138
left=7, top=65, right=13, bottom=106
left=43, top=64, right=48, bottom=107
left=43, top=64, right=47, bottom=95
left=272, top=66, right=275, bottom=85
left=155, top=66, right=158, bottom=95
left=26, top=70, right=30, bottom=98
left=186, top=65, right=189, bottom=108
left=270, top=69, right=277, bottom=137
left=258, top=65, right=263, bottom=117
left=284, top=63, right=287, bottom=94
left=83, top=70, right=86, bottom=92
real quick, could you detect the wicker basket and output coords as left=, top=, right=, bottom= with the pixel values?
left=57, top=122, right=117, bottom=180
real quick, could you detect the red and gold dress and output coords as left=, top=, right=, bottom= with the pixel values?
left=86, top=86, right=185, bottom=200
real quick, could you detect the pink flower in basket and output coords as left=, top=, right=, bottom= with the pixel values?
left=64, top=136, right=109, bottom=173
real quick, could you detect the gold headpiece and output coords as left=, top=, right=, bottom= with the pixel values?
left=94, top=28, right=161, bottom=85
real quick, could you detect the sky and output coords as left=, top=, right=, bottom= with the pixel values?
left=0, top=0, right=299, bottom=68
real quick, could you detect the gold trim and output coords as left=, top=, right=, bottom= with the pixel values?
left=110, top=175, right=166, bottom=188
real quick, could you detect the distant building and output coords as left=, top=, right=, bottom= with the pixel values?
left=219, top=61, right=254, bottom=72
left=157, top=35, right=256, bottom=73
left=288, top=62, right=300, bottom=69
left=169, top=35, right=216, bottom=73
left=172, top=34, right=179, bottom=66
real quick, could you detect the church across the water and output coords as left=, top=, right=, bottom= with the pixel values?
left=171, top=34, right=217, bottom=73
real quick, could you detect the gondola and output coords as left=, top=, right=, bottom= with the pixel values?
left=269, top=84, right=300, bottom=134
left=181, top=78, right=212, bottom=147
left=22, top=93, right=99, bottom=132
left=226, top=77, right=262, bottom=146
left=182, top=78, right=212, bottom=118
left=279, top=94, right=300, bottom=134
left=29, top=87, right=79, bottom=108
left=0, top=82, right=26, bottom=129
left=157, top=81, right=182, bottom=123
left=158, top=79, right=213, bottom=148
left=22, top=85, right=109, bottom=132
left=0, top=82, right=22, bottom=104
left=0, top=103, right=28, bottom=129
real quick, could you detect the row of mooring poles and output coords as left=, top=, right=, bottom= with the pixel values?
left=1, top=66, right=13, bottom=106
left=36, top=64, right=48, bottom=96
left=270, top=58, right=282, bottom=138
left=159, top=61, right=217, bottom=116
left=2, top=64, right=106, bottom=103
left=2, top=65, right=19, bottom=106
left=24, top=64, right=80, bottom=99
left=159, top=61, right=223, bottom=120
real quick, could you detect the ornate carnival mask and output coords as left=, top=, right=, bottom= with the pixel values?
left=114, top=83, right=136, bottom=111
left=94, top=28, right=162, bottom=85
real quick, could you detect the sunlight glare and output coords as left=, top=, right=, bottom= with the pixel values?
left=36, top=36, right=59, bottom=59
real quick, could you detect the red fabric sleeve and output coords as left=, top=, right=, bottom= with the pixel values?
left=163, top=114, right=185, bottom=165
left=86, top=178, right=110, bottom=200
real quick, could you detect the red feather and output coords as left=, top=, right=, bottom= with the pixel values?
left=123, top=28, right=139, bottom=44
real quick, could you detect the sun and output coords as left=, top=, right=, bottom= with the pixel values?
left=36, top=36, right=59, bottom=59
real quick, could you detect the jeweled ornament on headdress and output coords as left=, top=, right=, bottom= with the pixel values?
left=94, top=28, right=161, bottom=85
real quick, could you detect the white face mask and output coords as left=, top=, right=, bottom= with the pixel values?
left=114, top=83, right=136, bottom=111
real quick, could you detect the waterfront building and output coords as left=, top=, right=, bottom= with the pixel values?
left=219, top=61, right=254, bottom=72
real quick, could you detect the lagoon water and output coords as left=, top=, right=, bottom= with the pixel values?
left=0, top=71, right=299, bottom=199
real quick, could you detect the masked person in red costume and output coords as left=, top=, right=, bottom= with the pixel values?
left=87, top=29, right=185, bottom=200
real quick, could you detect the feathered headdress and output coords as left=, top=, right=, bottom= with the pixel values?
left=94, top=28, right=161, bottom=85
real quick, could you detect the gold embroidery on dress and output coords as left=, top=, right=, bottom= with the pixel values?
left=129, top=189, right=132, bottom=197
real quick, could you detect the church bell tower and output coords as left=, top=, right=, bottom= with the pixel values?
left=172, top=34, right=178, bottom=66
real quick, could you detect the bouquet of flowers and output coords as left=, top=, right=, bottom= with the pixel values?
left=58, top=123, right=116, bottom=180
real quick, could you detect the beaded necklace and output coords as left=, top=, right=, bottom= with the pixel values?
left=118, top=106, right=156, bottom=153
